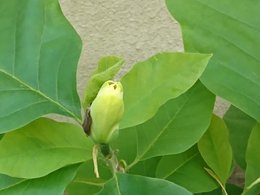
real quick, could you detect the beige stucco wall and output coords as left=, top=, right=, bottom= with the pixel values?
left=59, top=0, right=229, bottom=116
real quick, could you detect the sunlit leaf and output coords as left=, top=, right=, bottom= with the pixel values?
left=244, top=123, right=260, bottom=195
left=83, top=56, right=124, bottom=109
left=120, top=52, right=212, bottom=128
left=198, top=115, right=233, bottom=184
left=113, top=82, right=215, bottom=168
left=0, top=118, right=92, bottom=178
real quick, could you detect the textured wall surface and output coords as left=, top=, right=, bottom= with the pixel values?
left=59, top=0, right=183, bottom=97
left=59, top=0, right=228, bottom=116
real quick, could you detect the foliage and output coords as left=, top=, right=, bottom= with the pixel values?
left=0, top=0, right=259, bottom=194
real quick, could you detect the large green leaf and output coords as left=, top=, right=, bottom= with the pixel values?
left=0, top=0, right=82, bottom=133
left=198, top=115, right=233, bottom=184
left=120, top=52, right=212, bottom=128
left=224, top=105, right=256, bottom=169
left=66, top=160, right=112, bottom=195
left=156, top=147, right=218, bottom=193
left=0, top=118, right=92, bottom=178
left=244, top=123, right=260, bottom=195
left=97, top=173, right=192, bottom=195
left=83, top=56, right=124, bottom=109
left=166, top=0, right=260, bottom=122
left=0, top=164, right=79, bottom=195
left=113, top=82, right=215, bottom=168
left=0, top=174, right=24, bottom=191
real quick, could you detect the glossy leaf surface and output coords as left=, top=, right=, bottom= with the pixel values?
left=120, top=52, right=212, bottom=128
left=166, top=0, right=260, bottom=122
left=0, top=118, right=92, bottom=178
left=0, top=0, right=82, bottom=133
left=113, top=82, right=215, bottom=168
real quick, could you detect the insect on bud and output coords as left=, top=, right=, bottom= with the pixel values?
left=89, top=80, right=124, bottom=144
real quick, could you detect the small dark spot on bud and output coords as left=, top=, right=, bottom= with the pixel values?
left=108, top=81, right=114, bottom=85
left=113, top=85, right=117, bottom=90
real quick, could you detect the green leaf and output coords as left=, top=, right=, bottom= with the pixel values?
left=120, top=52, right=212, bottom=129
left=0, top=164, right=79, bottom=195
left=224, top=105, right=256, bottom=169
left=97, top=173, right=192, bottom=195
left=0, top=174, right=24, bottom=191
left=198, top=115, right=233, bottom=184
left=129, top=157, right=162, bottom=178
left=156, top=147, right=218, bottom=193
left=0, top=0, right=82, bottom=133
left=113, top=81, right=215, bottom=168
left=195, top=184, right=243, bottom=195
left=244, top=123, right=260, bottom=195
left=0, top=118, right=92, bottom=178
left=166, top=0, right=260, bottom=122
left=111, top=126, right=138, bottom=164
left=83, top=56, right=124, bottom=109
left=66, top=160, right=112, bottom=195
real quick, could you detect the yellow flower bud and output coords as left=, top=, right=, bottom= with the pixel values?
left=90, top=80, right=124, bottom=144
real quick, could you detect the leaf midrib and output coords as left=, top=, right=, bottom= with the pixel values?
left=0, top=69, right=81, bottom=123
left=162, top=152, right=199, bottom=179
left=127, top=90, right=193, bottom=170
left=195, top=0, right=259, bottom=31
left=0, top=178, right=26, bottom=191
left=114, top=174, right=122, bottom=195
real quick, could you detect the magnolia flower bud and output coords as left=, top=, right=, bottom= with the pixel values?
left=90, top=80, right=124, bottom=144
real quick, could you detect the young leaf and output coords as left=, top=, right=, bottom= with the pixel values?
left=155, top=147, right=218, bottom=193
left=0, top=118, right=92, bottom=178
left=198, top=115, right=233, bottom=184
left=83, top=56, right=124, bottom=109
left=0, top=164, right=80, bottom=195
left=244, top=123, right=260, bottom=195
left=97, top=173, right=193, bottom=195
left=166, top=0, right=260, bottom=122
left=224, top=105, right=256, bottom=169
left=0, top=0, right=82, bottom=133
left=113, top=81, right=215, bottom=167
left=120, top=52, right=212, bottom=129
